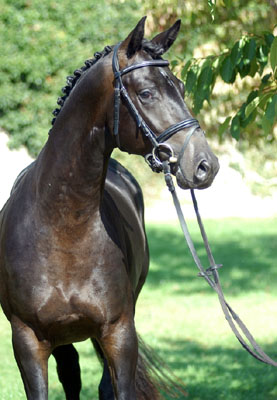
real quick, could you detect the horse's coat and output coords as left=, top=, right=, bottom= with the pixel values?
left=0, top=18, right=219, bottom=399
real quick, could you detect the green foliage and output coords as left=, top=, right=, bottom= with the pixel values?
left=1, top=0, right=277, bottom=156
left=0, top=0, right=141, bottom=156
left=207, top=0, right=217, bottom=21
left=143, top=0, right=277, bottom=145
left=180, top=31, right=277, bottom=141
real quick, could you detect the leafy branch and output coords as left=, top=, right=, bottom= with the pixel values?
left=175, top=31, right=277, bottom=142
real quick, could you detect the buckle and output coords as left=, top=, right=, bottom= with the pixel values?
left=145, top=153, right=163, bottom=173
left=152, top=143, right=177, bottom=165
left=198, top=264, right=223, bottom=277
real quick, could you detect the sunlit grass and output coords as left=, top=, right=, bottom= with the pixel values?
left=0, top=218, right=277, bottom=399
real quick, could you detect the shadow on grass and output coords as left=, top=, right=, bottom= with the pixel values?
left=156, top=336, right=277, bottom=400
left=145, top=221, right=277, bottom=296
left=50, top=386, right=98, bottom=400
left=48, top=337, right=277, bottom=400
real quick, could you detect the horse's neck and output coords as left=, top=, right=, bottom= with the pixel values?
left=34, top=66, right=112, bottom=227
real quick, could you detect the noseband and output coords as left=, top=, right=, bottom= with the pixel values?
left=112, top=42, right=200, bottom=172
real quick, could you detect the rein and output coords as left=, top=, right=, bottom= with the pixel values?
left=111, top=43, right=277, bottom=367
left=162, top=160, right=277, bottom=368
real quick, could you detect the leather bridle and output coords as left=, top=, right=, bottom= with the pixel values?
left=112, top=42, right=200, bottom=172
left=112, top=42, right=277, bottom=368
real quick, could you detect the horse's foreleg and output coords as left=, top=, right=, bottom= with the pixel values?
left=52, top=344, right=81, bottom=400
left=11, top=315, right=51, bottom=400
left=99, top=316, right=138, bottom=400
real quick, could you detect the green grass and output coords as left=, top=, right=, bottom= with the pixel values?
left=1, top=218, right=277, bottom=399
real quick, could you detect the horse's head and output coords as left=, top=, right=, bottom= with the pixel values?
left=106, top=17, right=219, bottom=190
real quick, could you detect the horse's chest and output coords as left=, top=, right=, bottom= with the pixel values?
left=34, top=274, right=129, bottom=344
left=31, top=235, right=128, bottom=327
left=34, top=285, right=103, bottom=343
left=3, top=215, right=131, bottom=343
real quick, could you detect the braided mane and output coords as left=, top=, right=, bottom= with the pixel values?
left=50, top=45, right=113, bottom=131
left=50, top=39, right=163, bottom=131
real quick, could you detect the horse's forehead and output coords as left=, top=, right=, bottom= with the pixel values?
left=159, top=68, right=175, bottom=86
left=129, top=67, right=178, bottom=96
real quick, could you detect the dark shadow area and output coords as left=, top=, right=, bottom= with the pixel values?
left=48, top=335, right=277, bottom=400
left=145, top=222, right=277, bottom=296
left=156, top=336, right=277, bottom=400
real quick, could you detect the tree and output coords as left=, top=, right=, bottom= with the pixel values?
left=143, top=0, right=277, bottom=146
left=0, top=0, right=141, bottom=156
left=1, top=0, right=276, bottom=154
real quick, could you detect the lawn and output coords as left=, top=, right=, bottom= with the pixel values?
left=0, top=217, right=277, bottom=399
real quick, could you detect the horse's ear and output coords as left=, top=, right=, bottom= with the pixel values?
left=151, top=20, right=181, bottom=54
left=120, top=16, right=146, bottom=59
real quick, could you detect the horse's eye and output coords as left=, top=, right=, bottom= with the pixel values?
left=139, top=89, right=152, bottom=101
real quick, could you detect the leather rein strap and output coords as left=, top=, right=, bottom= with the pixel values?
left=162, top=161, right=277, bottom=367
left=112, top=43, right=277, bottom=367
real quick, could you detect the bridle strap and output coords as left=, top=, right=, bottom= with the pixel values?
left=162, top=161, right=277, bottom=367
left=112, top=42, right=170, bottom=77
left=118, top=60, right=170, bottom=78
left=120, top=86, right=160, bottom=148
left=112, top=42, right=169, bottom=149
left=157, top=118, right=199, bottom=144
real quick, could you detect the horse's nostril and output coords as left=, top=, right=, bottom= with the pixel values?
left=196, top=160, right=210, bottom=181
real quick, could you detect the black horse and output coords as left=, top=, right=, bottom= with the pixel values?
left=0, top=18, right=219, bottom=399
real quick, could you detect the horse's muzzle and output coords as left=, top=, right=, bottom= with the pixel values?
left=175, top=154, right=219, bottom=190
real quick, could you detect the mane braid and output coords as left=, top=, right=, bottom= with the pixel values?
left=49, top=45, right=113, bottom=133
